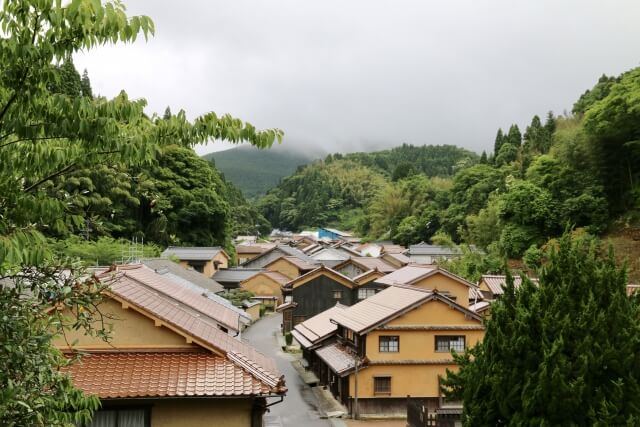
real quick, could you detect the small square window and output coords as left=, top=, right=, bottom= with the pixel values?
left=374, top=376, right=391, bottom=394
left=379, top=336, right=399, bottom=352
left=333, top=290, right=343, bottom=299
left=358, top=288, right=376, bottom=300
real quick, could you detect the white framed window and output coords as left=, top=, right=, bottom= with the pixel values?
left=435, top=336, right=465, bottom=352
left=357, top=288, right=376, bottom=300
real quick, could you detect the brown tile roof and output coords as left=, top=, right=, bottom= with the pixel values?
left=64, top=352, right=273, bottom=398
left=236, top=244, right=275, bottom=254
left=98, top=266, right=283, bottom=390
left=380, top=244, right=407, bottom=254
left=348, top=257, right=397, bottom=273
left=293, top=303, right=347, bottom=348
left=315, top=342, right=358, bottom=376
left=374, top=264, right=436, bottom=286
left=352, top=269, right=386, bottom=285
left=382, top=252, right=412, bottom=265
left=480, top=274, right=538, bottom=296
left=108, top=264, right=241, bottom=332
left=283, top=265, right=355, bottom=290
left=469, top=300, right=491, bottom=313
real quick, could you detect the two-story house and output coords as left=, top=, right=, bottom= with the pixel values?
left=56, top=264, right=286, bottom=427
left=311, top=285, right=484, bottom=417
left=278, top=265, right=387, bottom=333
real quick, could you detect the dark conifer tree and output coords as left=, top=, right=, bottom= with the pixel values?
left=506, top=124, right=522, bottom=147
left=479, top=151, right=488, bottom=164
left=442, top=233, right=640, bottom=426
left=80, top=69, right=93, bottom=98
left=493, top=128, right=505, bottom=157
left=163, top=106, right=172, bottom=120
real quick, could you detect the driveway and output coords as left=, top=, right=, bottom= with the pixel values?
left=243, top=313, right=332, bottom=427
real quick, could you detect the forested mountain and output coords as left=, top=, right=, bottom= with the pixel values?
left=204, top=143, right=323, bottom=199
left=258, top=67, right=640, bottom=269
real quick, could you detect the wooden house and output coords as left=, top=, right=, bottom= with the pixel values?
left=55, top=264, right=286, bottom=427
left=235, top=243, right=276, bottom=264
left=161, top=246, right=230, bottom=276
left=240, top=271, right=290, bottom=308
left=334, top=257, right=397, bottom=279
left=380, top=252, right=411, bottom=268
left=310, top=285, right=484, bottom=417
left=240, top=245, right=317, bottom=269
left=264, top=256, right=317, bottom=280
left=278, top=265, right=385, bottom=333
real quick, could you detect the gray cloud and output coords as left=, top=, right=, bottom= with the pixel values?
left=75, top=1, right=640, bottom=155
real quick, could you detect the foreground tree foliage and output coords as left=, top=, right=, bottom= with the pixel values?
left=442, top=233, right=640, bottom=426
left=0, top=0, right=281, bottom=424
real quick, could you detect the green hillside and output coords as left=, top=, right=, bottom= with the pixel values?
left=204, top=144, right=323, bottom=199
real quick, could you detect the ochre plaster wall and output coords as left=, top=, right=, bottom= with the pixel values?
left=240, top=275, right=283, bottom=303
left=152, top=398, right=252, bottom=427
left=413, top=273, right=470, bottom=307
left=53, top=298, right=195, bottom=350
left=265, top=259, right=300, bottom=280
left=349, top=364, right=457, bottom=398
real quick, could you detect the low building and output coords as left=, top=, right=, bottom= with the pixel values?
left=381, top=252, right=412, bottom=268
left=264, top=256, right=317, bottom=280
left=236, top=243, right=276, bottom=264
left=477, top=274, right=537, bottom=300
left=212, top=268, right=264, bottom=290
left=334, top=257, right=397, bottom=278
left=310, top=285, right=484, bottom=417
left=241, top=244, right=317, bottom=269
left=407, top=243, right=462, bottom=264
left=375, top=264, right=478, bottom=308
left=309, top=247, right=352, bottom=267
left=161, top=246, right=230, bottom=276
left=240, top=271, right=291, bottom=308
left=56, top=264, right=286, bottom=427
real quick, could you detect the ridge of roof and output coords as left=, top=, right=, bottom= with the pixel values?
left=97, top=268, right=283, bottom=391
left=283, top=264, right=355, bottom=289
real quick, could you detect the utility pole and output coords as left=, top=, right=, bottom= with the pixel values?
left=354, top=356, right=359, bottom=420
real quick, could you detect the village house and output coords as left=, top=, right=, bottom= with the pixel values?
left=309, top=247, right=352, bottom=267
left=56, top=264, right=286, bottom=427
left=307, top=285, right=484, bottom=418
left=161, top=246, right=230, bottom=276
left=407, top=243, right=462, bottom=264
left=235, top=242, right=276, bottom=264
left=380, top=252, right=412, bottom=268
left=240, top=270, right=291, bottom=308
left=278, top=265, right=386, bottom=333
left=240, top=244, right=317, bottom=269
left=334, top=257, right=397, bottom=278
left=375, top=264, right=477, bottom=308
left=212, top=267, right=264, bottom=290
left=264, top=256, right=317, bottom=280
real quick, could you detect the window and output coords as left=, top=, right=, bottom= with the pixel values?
left=435, top=336, right=465, bottom=352
left=84, top=409, right=148, bottom=427
left=332, top=290, right=343, bottom=299
left=379, top=336, right=399, bottom=352
left=374, top=376, right=391, bottom=394
left=344, top=329, right=354, bottom=341
left=358, top=288, right=376, bottom=300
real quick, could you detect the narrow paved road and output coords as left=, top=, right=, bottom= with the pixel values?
left=243, top=313, right=332, bottom=427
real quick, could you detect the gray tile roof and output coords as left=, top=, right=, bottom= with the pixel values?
left=212, top=268, right=264, bottom=283
left=161, top=246, right=225, bottom=261
left=408, top=244, right=462, bottom=256
left=143, top=259, right=224, bottom=294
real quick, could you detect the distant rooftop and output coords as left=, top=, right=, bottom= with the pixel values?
left=408, top=243, right=461, bottom=256
left=161, top=246, right=226, bottom=261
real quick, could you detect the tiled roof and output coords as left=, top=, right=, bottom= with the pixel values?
left=98, top=267, right=282, bottom=388
left=382, top=252, right=412, bottom=265
left=242, top=245, right=317, bottom=267
left=212, top=268, right=264, bottom=283
left=349, top=257, right=397, bottom=273
left=380, top=244, right=407, bottom=254
left=236, top=243, right=275, bottom=254
left=310, top=248, right=350, bottom=262
left=408, top=244, right=462, bottom=256
left=330, top=285, right=432, bottom=334
left=110, top=265, right=242, bottom=332
left=374, top=264, right=436, bottom=286
left=293, top=304, right=346, bottom=348
left=321, top=228, right=352, bottom=237
left=161, top=246, right=225, bottom=261
left=283, top=265, right=355, bottom=290
left=266, top=256, right=317, bottom=272
left=315, top=343, right=358, bottom=376
left=480, top=274, right=538, bottom=296
left=64, top=352, right=273, bottom=398
left=469, top=300, right=491, bottom=313
left=261, top=271, right=291, bottom=285
left=143, top=259, right=224, bottom=294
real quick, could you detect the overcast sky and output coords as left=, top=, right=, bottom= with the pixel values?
left=75, top=1, right=640, bottom=156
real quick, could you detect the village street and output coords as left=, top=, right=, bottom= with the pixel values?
left=243, top=313, right=333, bottom=427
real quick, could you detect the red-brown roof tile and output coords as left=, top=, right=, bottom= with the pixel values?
left=64, top=352, right=273, bottom=398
